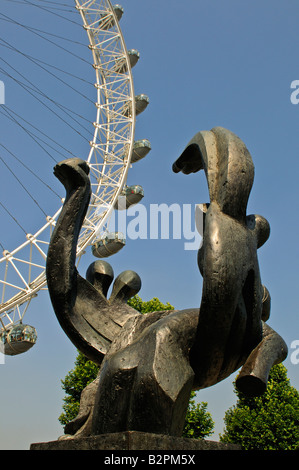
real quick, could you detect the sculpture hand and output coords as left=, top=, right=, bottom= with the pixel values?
left=172, top=143, right=204, bottom=174
left=54, top=158, right=90, bottom=193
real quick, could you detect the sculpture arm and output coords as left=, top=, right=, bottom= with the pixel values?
left=172, top=143, right=204, bottom=174
left=46, top=159, right=117, bottom=364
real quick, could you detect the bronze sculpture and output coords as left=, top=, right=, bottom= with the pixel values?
left=46, top=127, right=287, bottom=439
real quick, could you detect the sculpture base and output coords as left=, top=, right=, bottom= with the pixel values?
left=30, top=431, right=240, bottom=451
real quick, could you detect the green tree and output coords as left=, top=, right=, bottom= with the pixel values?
left=59, top=295, right=214, bottom=439
left=220, top=363, right=299, bottom=450
left=127, top=294, right=174, bottom=314
left=59, top=352, right=98, bottom=426
left=182, top=391, right=214, bottom=439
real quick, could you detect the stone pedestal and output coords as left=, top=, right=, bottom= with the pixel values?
left=30, top=431, right=240, bottom=450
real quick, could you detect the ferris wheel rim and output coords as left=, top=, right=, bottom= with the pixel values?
left=0, top=0, right=136, bottom=326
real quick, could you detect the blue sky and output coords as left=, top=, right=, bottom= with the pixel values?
left=0, top=0, right=298, bottom=449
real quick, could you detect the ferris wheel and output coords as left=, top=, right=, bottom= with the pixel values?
left=0, top=0, right=150, bottom=355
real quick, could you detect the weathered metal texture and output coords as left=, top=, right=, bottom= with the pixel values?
left=173, top=127, right=287, bottom=394
left=46, top=128, right=287, bottom=440
left=46, top=159, right=141, bottom=366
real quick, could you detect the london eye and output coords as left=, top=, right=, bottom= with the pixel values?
left=0, top=0, right=150, bottom=355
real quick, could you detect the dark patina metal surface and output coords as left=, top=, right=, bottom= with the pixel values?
left=46, top=128, right=287, bottom=439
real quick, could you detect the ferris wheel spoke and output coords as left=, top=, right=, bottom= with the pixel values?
left=0, top=0, right=135, bottom=321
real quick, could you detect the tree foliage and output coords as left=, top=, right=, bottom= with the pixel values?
left=127, top=294, right=174, bottom=314
left=220, top=363, right=299, bottom=450
left=59, top=295, right=214, bottom=439
left=59, top=352, right=97, bottom=426
left=182, top=391, right=214, bottom=439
